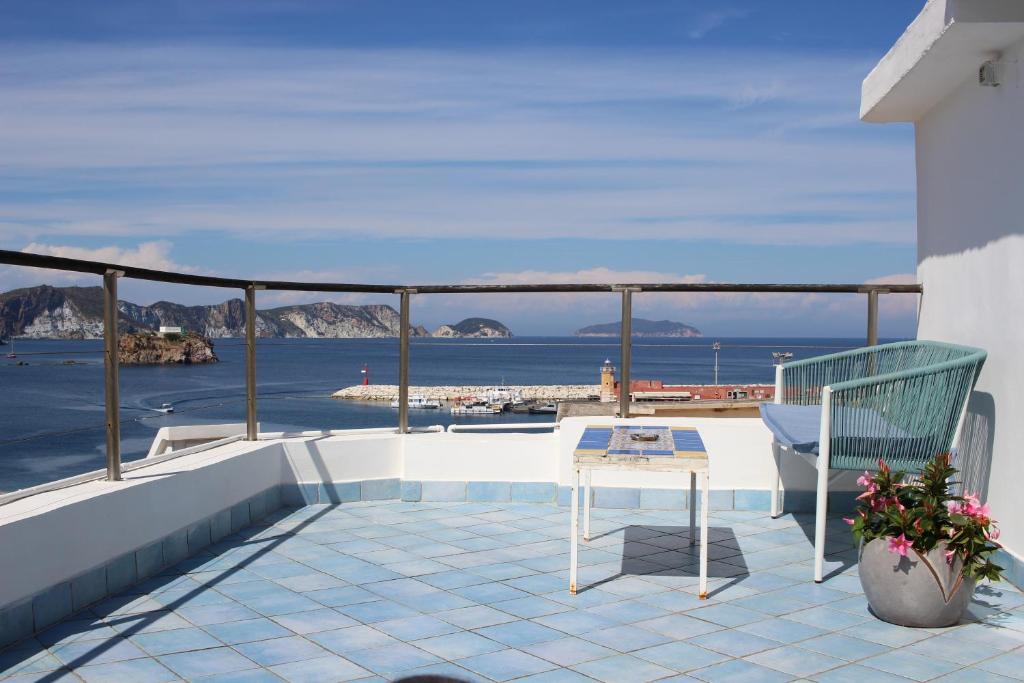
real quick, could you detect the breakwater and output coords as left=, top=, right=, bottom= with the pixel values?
left=332, top=385, right=601, bottom=401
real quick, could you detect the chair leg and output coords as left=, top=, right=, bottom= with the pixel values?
left=769, top=441, right=781, bottom=518
left=813, top=458, right=829, bottom=583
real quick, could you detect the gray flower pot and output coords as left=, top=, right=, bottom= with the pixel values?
left=859, top=538, right=975, bottom=627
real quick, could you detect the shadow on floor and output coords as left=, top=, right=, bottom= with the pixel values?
left=580, top=525, right=748, bottom=598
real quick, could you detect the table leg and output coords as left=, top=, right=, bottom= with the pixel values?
left=699, top=470, right=709, bottom=600
left=689, top=471, right=697, bottom=547
left=583, top=468, right=592, bottom=542
left=570, top=467, right=580, bottom=595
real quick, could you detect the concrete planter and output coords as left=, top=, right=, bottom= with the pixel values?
left=859, top=538, right=975, bottom=627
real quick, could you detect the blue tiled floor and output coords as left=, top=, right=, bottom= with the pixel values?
left=3, top=501, right=1024, bottom=682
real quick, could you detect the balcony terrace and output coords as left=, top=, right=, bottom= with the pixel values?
left=0, top=217, right=1020, bottom=683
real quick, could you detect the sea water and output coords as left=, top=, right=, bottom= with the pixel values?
left=0, top=336, right=889, bottom=491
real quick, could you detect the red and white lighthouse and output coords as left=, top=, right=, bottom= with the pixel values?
left=361, top=364, right=369, bottom=385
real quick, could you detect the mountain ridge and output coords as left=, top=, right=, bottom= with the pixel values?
left=0, top=285, right=430, bottom=339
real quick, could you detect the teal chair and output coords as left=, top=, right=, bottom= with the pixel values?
left=760, top=340, right=986, bottom=582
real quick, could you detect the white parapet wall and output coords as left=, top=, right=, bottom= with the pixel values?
left=404, top=431, right=558, bottom=483
left=0, top=418, right=867, bottom=645
left=280, top=432, right=404, bottom=484
left=0, top=439, right=283, bottom=613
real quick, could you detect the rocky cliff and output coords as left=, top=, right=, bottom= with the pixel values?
left=0, top=285, right=431, bottom=339
left=432, top=317, right=512, bottom=338
left=575, top=318, right=702, bottom=337
left=119, top=332, right=218, bottom=364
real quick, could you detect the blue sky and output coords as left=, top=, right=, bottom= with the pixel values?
left=0, top=1, right=925, bottom=336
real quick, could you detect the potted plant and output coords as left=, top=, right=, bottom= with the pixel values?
left=848, top=453, right=1003, bottom=627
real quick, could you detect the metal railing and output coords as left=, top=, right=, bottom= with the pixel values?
left=0, top=248, right=922, bottom=495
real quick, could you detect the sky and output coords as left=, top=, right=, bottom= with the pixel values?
left=0, top=1, right=926, bottom=337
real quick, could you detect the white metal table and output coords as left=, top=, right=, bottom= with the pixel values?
left=570, top=424, right=710, bottom=599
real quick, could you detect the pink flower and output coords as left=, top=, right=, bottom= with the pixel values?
left=843, top=517, right=855, bottom=525
left=962, top=492, right=981, bottom=516
left=946, top=500, right=963, bottom=515
left=887, top=533, right=913, bottom=557
left=974, top=503, right=991, bottom=519
left=857, top=471, right=872, bottom=487
left=985, top=527, right=1001, bottom=541
left=870, top=497, right=887, bottom=512
left=944, top=548, right=957, bottom=565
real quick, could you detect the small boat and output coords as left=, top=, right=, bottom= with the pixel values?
left=484, top=386, right=524, bottom=411
left=450, top=401, right=501, bottom=415
left=528, top=402, right=558, bottom=414
left=390, top=394, right=442, bottom=409
left=156, top=403, right=174, bottom=414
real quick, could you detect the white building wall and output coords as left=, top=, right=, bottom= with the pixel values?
left=914, top=36, right=1024, bottom=556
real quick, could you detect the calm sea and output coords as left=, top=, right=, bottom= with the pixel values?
left=0, top=336, right=890, bottom=491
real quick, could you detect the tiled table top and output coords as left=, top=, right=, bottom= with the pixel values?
left=2, top=500, right=1022, bottom=682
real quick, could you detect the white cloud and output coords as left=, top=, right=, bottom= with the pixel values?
left=0, top=44, right=914, bottom=247
left=20, top=241, right=196, bottom=273
left=688, top=9, right=749, bottom=39
left=0, top=241, right=205, bottom=299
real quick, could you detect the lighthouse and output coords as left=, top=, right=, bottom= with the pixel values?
left=361, top=364, right=369, bottom=385
left=600, top=359, right=616, bottom=402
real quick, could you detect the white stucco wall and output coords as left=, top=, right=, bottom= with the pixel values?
left=0, top=440, right=283, bottom=608
left=280, top=433, right=403, bottom=483
left=913, top=36, right=1024, bottom=557
left=404, top=432, right=557, bottom=482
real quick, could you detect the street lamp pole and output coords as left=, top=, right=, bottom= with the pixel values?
left=712, top=341, right=721, bottom=385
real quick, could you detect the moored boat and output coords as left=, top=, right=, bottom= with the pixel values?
left=450, top=400, right=501, bottom=415
left=390, top=394, right=443, bottom=409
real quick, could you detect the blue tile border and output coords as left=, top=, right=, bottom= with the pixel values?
left=0, top=484, right=285, bottom=649
left=31, top=583, right=71, bottom=632
left=511, top=482, right=557, bottom=504
left=401, top=480, right=422, bottom=502
left=468, top=481, right=511, bottom=503
left=421, top=481, right=468, bottom=502
left=279, top=478, right=833, bottom=514
left=640, top=488, right=686, bottom=510
left=362, top=478, right=400, bottom=501
left=70, top=567, right=106, bottom=612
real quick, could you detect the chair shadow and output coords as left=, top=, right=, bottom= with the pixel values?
left=788, top=511, right=859, bottom=581
left=577, top=524, right=749, bottom=599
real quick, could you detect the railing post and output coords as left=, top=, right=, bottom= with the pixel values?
left=397, top=289, right=414, bottom=434
left=245, top=285, right=259, bottom=441
left=103, top=269, right=123, bottom=481
left=866, top=289, right=880, bottom=347
left=615, top=287, right=640, bottom=418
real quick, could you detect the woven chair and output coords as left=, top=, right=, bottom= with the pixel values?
left=760, top=340, right=987, bottom=582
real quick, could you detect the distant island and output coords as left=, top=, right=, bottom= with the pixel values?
left=575, top=318, right=702, bottom=338
left=119, top=331, right=218, bottom=364
left=432, top=318, right=511, bottom=338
